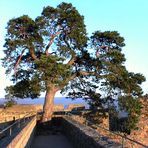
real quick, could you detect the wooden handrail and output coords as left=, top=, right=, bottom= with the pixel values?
left=0, top=112, right=34, bottom=134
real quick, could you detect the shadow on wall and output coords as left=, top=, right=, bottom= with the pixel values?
left=109, top=115, right=130, bottom=134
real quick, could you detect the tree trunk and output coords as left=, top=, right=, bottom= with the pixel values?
left=42, top=88, right=57, bottom=122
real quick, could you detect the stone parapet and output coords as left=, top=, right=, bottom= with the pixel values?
left=60, top=117, right=121, bottom=148
left=125, top=98, right=148, bottom=147
left=0, top=104, right=65, bottom=123
left=0, top=112, right=36, bottom=123
left=0, top=104, right=86, bottom=124
left=66, top=104, right=85, bottom=111
left=54, top=104, right=64, bottom=111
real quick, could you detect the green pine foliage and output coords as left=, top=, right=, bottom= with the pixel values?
left=2, top=2, right=145, bottom=132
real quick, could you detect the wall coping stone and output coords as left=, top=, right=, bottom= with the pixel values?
left=62, top=116, right=121, bottom=148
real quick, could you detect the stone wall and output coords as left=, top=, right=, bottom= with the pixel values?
left=54, top=104, right=64, bottom=111
left=106, top=98, right=148, bottom=147
left=0, top=108, right=3, bottom=113
left=0, top=113, right=33, bottom=123
left=65, top=108, right=147, bottom=148
left=7, top=116, right=36, bottom=148
left=0, top=104, right=65, bottom=123
left=96, top=98, right=148, bottom=148
left=0, top=104, right=86, bottom=123
left=59, top=117, right=121, bottom=148
left=28, top=104, right=65, bottom=112
left=125, top=98, right=148, bottom=147
left=0, top=104, right=40, bottom=123
left=66, top=104, right=85, bottom=111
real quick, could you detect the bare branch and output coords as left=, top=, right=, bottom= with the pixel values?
left=96, top=45, right=109, bottom=58
left=14, top=48, right=26, bottom=73
left=67, top=56, right=76, bottom=65
left=78, top=71, right=96, bottom=76
left=58, top=70, right=102, bottom=90
left=64, top=39, right=76, bottom=65
left=58, top=73, right=77, bottom=90
left=45, top=31, right=61, bottom=56
left=29, top=47, right=37, bottom=60
left=77, top=70, right=104, bottom=79
left=14, top=46, right=37, bottom=74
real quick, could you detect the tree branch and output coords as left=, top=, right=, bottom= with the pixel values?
left=67, top=55, right=76, bottom=65
left=45, top=31, right=61, bottom=56
left=29, top=47, right=37, bottom=60
left=58, top=73, right=77, bottom=90
left=14, top=45, right=38, bottom=73
left=96, top=45, right=109, bottom=58
left=14, top=48, right=26, bottom=73
left=58, top=70, right=102, bottom=90
left=64, top=39, right=76, bottom=65
left=78, top=71, right=96, bottom=76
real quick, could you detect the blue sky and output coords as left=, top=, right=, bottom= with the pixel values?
left=0, top=0, right=148, bottom=97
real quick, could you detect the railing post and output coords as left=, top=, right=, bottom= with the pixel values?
left=18, top=119, right=20, bottom=128
left=10, top=127, right=12, bottom=136
left=121, top=137, right=124, bottom=148
left=85, top=121, right=87, bottom=126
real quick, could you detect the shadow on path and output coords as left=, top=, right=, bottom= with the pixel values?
left=31, top=120, right=73, bottom=148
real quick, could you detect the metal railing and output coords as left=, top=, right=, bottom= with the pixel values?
left=0, top=113, right=35, bottom=147
left=65, top=112, right=147, bottom=148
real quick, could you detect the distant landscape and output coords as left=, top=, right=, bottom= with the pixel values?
left=0, top=97, right=88, bottom=108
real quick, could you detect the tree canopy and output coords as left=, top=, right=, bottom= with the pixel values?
left=2, top=2, right=145, bottom=129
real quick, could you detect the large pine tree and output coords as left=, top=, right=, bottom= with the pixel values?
left=2, top=2, right=145, bottom=127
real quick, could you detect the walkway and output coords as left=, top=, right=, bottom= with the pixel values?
left=31, top=121, right=73, bottom=148
left=32, top=134, right=73, bottom=148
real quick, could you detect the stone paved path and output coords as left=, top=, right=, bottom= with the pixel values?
left=31, top=134, right=73, bottom=148
left=31, top=121, right=73, bottom=148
